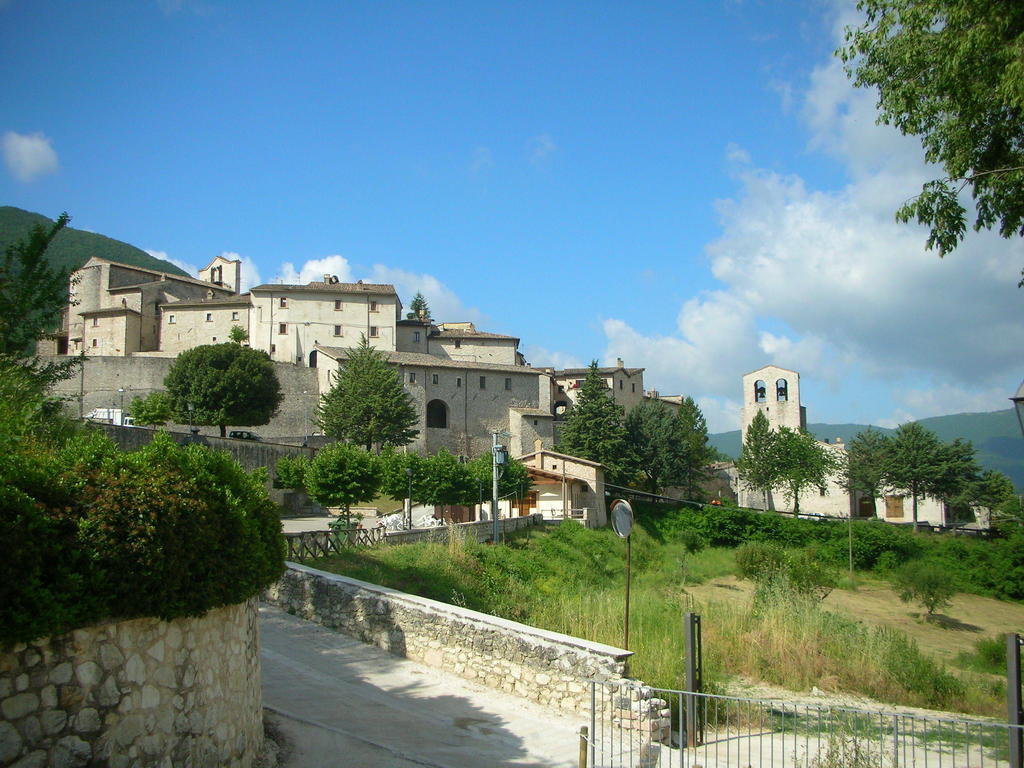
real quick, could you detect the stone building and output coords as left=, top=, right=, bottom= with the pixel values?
left=518, top=448, right=607, bottom=527
left=42, top=256, right=238, bottom=357
left=735, top=364, right=953, bottom=526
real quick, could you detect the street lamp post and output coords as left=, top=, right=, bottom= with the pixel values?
left=1011, top=379, right=1024, bottom=438
left=118, top=387, right=125, bottom=415
left=187, top=402, right=197, bottom=437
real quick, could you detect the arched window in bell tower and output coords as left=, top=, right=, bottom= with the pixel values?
left=754, top=379, right=767, bottom=403
left=776, top=378, right=788, bottom=402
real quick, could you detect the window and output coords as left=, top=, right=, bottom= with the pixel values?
left=369, top=300, right=378, bottom=312
left=91, top=317, right=98, bottom=327
left=479, top=376, right=486, bottom=389
left=414, top=331, right=421, bottom=343
left=206, top=313, right=212, bottom=322
left=776, top=378, right=789, bottom=402
left=533, top=420, right=538, bottom=426
left=212, top=337, right=217, bottom=342
left=168, top=315, right=175, bottom=324
left=754, top=379, right=767, bottom=403
left=426, top=399, right=448, bottom=429
left=454, top=339, right=461, bottom=348
left=270, top=344, right=276, bottom=354
left=369, top=326, right=379, bottom=338
left=278, top=323, right=287, bottom=335
left=334, top=300, right=342, bottom=311
left=91, top=339, right=97, bottom=347
left=409, top=372, right=416, bottom=383
left=619, top=379, right=623, bottom=389
left=456, top=377, right=462, bottom=388
left=279, top=297, right=288, bottom=308
left=231, top=311, right=239, bottom=321
left=432, top=373, right=438, bottom=385
left=557, top=385, right=564, bottom=393
left=632, top=383, right=636, bottom=392
left=333, top=325, right=342, bottom=336
left=504, top=377, right=512, bottom=390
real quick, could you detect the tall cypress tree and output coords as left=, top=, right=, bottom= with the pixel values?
left=316, top=336, right=419, bottom=451
left=736, top=410, right=779, bottom=510
left=557, top=361, right=634, bottom=484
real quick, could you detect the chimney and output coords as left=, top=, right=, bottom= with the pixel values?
left=616, top=357, right=624, bottom=368
left=323, top=274, right=332, bottom=282
left=835, top=437, right=843, bottom=445
left=534, top=439, right=543, bottom=453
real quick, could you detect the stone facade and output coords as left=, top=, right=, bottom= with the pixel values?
left=263, top=563, right=633, bottom=714
left=735, top=364, right=955, bottom=526
left=0, top=600, right=262, bottom=768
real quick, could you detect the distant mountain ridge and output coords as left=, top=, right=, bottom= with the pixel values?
left=0, top=206, right=189, bottom=277
left=709, top=408, right=1024, bottom=490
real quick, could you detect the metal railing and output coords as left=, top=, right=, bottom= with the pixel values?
left=588, top=680, right=1023, bottom=768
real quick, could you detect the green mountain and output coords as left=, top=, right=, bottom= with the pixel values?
left=0, top=206, right=189, bottom=277
left=709, top=409, right=1024, bottom=490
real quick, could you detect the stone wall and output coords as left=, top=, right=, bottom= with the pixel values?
left=384, top=512, right=542, bottom=545
left=42, top=355, right=320, bottom=441
left=263, top=563, right=632, bottom=714
left=0, top=600, right=262, bottom=768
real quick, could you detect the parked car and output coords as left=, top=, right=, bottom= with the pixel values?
left=228, top=430, right=261, bottom=441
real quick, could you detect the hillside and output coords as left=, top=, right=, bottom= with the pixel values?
left=0, top=206, right=189, bottom=277
left=709, top=409, right=1024, bottom=489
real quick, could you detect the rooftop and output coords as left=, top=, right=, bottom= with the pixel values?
left=316, top=346, right=546, bottom=374
left=250, top=280, right=397, bottom=296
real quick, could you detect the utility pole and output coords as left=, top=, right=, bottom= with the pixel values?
left=491, top=431, right=509, bottom=544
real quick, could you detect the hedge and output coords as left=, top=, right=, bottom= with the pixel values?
left=0, top=430, right=285, bottom=646
left=635, top=501, right=1024, bottom=600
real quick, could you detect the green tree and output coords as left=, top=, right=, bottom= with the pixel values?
left=407, top=291, right=431, bottom=321
left=466, top=452, right=532, bottom=502
left=624, top=399, right=710, bottom=497
left=304, top=443, right=380, bottom=529
left=129, top=392, right=173, bottom=426
left=417, top=450, right=476, bottom=506
left=316, top=335, right=418, bottom=451
left=840, top=1, right=1024, bottom=265
left=736, top=410, right=780, bottom=510
left=774, top=427, right=842, bottom=515
left=0, top=211, right=81, bottom=388
left=557, top=361, right=634, bottom=484
left=273, top=454, right=310, bottom=489
left=377, top=449, right=424, bottom=501
left=229, top=325, right=249, bottom=344
left=883, top=422, right=978, bottom=523
left=164, top=343, right=283, bottom=437
left=676, top=396, right=713, bottom=500
left=894, top=560, right=956, bottom=616
left=845, top=427, right=892, bottom=516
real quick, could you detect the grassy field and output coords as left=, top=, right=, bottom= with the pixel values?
left=306, top=518, right=1018, bottom=717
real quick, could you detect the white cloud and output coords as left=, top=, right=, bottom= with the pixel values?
left=597, top=2, right=1024, bottom=428
left=368, top=264, right=487, bottom=326
left=275, top=255, right=354, bottom=285
left=521, top=345, right=584, bottom=371
left=3, top=131, right=58, bottom=182
left=146, top=249, right=198, bottom=277
left=530, top=134, right=557, bottom=164
left=470, top=146, right=494, bottom=174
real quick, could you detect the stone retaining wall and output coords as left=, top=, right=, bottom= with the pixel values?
left=263, top=563, right=632, bottom=713
left=0, top=600, right=262, bottom=768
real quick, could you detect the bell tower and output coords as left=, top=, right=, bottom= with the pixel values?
left=740, top=365, right=806, bottom=441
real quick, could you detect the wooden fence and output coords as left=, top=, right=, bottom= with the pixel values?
left=284, top=528, right=385, bottom=560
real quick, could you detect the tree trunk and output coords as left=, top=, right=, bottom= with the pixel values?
left=912, top=492, right=919, bottom=523
left=219, top=423, right=226, bottom=437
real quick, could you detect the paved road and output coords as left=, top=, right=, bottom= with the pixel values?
left=260, top=605, right=585, bottom=767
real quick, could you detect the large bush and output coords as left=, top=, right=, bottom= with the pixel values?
left=0, top=430, right=285, bottom=646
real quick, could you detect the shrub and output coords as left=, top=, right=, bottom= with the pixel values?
left=735, top=541, right=787, bottom=581
left=274, top=454, right=310, bottom=489
left=893, top=560, right=956, bottom=616
left=0, top=431, right=286, bottom=646
left=678, top=528, right=706, bottom=554
left=786, top=548, right=838, bottom=600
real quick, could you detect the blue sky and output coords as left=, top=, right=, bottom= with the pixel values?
left=3, top=0, right=1021, bottom=432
